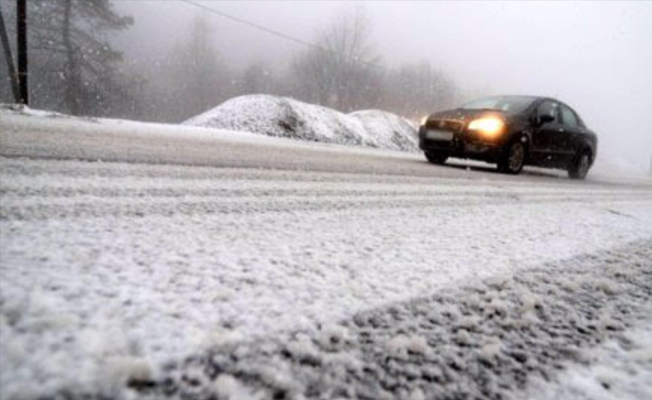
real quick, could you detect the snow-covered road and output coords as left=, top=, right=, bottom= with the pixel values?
left=1, top=110, right=652, bottom=399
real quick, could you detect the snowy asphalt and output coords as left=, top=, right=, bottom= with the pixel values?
left=137, top=240, right=652, bottom=400
left=1, top=111, right=652, bottom=399
left=2, top=110, right=651, bottom=187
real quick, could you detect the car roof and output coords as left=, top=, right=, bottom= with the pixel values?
left=501, top=95, right=577, bottom=110
left=475, top=95, right=543, bottom=106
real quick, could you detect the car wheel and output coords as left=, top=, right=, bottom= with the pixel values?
left=498, top=141, right=525, bottom=174
left=425, top=151, right=449, bottom=165
left=568, top=150, right=591, bottom=180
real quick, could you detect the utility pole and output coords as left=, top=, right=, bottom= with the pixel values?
left=17, top=0, right=28, bottom=105
left=0, top=3, right=20, bottom=102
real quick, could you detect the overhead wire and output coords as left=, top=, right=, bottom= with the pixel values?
left=177, top=0, right=387, bottom=72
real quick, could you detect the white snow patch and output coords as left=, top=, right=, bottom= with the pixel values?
left=212, top=374, right=259, bottom=400
left=594, top=278, right=620, bottom=295
left=184, top=95, right=417, bottom=151
left=318, top=324, right=350, bottom=352
left=409, top=387, right=426, bottom=400
left=519, top=290, right=540, bottom=314
left=529, top=315, right=652, bottom=400
left=457, top=315, right=482, bottom=331
left=287, top=334, right=320, bottom=361
left=386, top=334, right=429, bottom=357
left=349, top=109, right=418, bottom=151
left=105, top=356, right=152, bottom=387
left=1, top=113, right=652, bottom=398
left=386, top=334, right=410, bottom=358
left=455, top=329, right=472, bottom=345
left=478, top=338, right=503, bottom=362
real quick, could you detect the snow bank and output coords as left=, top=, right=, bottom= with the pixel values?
left=184, top=95, right=418, bottom=151
left=348, top=109, right=418, bottom=151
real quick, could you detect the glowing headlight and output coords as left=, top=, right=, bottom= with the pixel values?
left=467, top=117, right=505, bottom=137
left=420, top=115, right=429, bottom=126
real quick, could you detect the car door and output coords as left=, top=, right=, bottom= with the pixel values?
left=531, top=100, right=564, bottom=166
left=558, top=104, right=583, bottom=166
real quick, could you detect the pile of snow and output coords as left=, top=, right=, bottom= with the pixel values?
left=349, top=109, right=419, bottom=151
left=184, top=95, right=418, bottom=151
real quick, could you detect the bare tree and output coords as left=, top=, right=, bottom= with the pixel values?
left=291, top=6, right=380, bottom=112
left=164, top=14, right=229, bottom=120
left=382, top=60, right=460, bottom=119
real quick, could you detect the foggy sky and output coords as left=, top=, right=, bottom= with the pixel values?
left=114, top=1, right=652, bottom=171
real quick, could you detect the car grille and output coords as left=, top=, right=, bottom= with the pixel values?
left=425, top=119, right=465, bottom=133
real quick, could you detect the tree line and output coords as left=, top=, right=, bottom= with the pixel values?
left=0, top=1, right=461, bottom=123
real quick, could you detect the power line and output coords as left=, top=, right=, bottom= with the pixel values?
left=179, top=0, right=325, bottom=52
left=177, top=0, right=387, bottom=72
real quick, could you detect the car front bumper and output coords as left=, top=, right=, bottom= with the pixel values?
left=418, top=125, right=503, bottom=162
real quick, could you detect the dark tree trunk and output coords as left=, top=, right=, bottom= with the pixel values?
left=16, top=0, right=28, bottom=104
left=0, top=3, right=20, bottom=102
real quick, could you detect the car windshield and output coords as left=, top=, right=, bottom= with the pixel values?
left=460, top=96, right=537, bottom=114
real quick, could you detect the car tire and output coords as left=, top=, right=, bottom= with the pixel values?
left=497, top=141, right=525, bottom=174
left=425, top=151, right=449, bottom=165
left=568, top=150, right=591, bottom=180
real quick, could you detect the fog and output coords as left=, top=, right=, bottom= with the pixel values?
left=110, top=1, right=651, bottom=171
left=2, top=1, right=650, bottom=171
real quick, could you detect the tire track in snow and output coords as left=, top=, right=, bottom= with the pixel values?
left=3, top=177, right=650, bottom=201
left=3, top=158, right=652, bottom=221
left=2, top=194, right=652, bottom=221
left=2, top=156, right=650, bottom=189
left=130, top=240, right=652, bottom=400
left=3, top=112, right=652, bottom=190
left=2, top=158, right=652, bottom=399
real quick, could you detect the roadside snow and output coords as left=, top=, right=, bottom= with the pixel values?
left=183, top=95, right=418, bottom=151
left=348, top=109, right=418, bottom=151
left=529, top=311, right=652, bottom=400
left=1, top=108, right=652, bottom=399
left=135, top=239, right=652, bottom=400
left=2, top=156, right=652, bottom=399
left=3, top=107, right=651, bottom=186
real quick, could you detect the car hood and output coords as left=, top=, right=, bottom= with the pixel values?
left=428, top=108, right=507, bottom=123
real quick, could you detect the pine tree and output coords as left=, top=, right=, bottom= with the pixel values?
left=0, top=0, right=139, bottom=117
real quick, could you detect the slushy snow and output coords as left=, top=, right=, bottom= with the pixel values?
left=1, top=107, right=652, bottom=399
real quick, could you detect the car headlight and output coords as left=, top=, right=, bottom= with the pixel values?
left=420, top=115, right=429, bottom=126
left=467, top=117, right=505, bottom=138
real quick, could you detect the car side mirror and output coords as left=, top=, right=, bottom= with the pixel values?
left=538, top=114, right=554, bottom=125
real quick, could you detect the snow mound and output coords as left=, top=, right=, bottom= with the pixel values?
left=348, top=109, right=418, bottom=151
left=184, top=95, right=418, bottom=151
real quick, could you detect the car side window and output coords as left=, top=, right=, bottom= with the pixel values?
left=537, top=101, right=559, bottom=123
left=560, top=105, right=579, bottom=127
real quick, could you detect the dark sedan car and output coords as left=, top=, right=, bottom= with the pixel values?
left=418, top=95, right=598, bottom=179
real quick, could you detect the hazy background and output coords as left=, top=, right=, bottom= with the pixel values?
left=2, top=1, right=651, bottom=171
